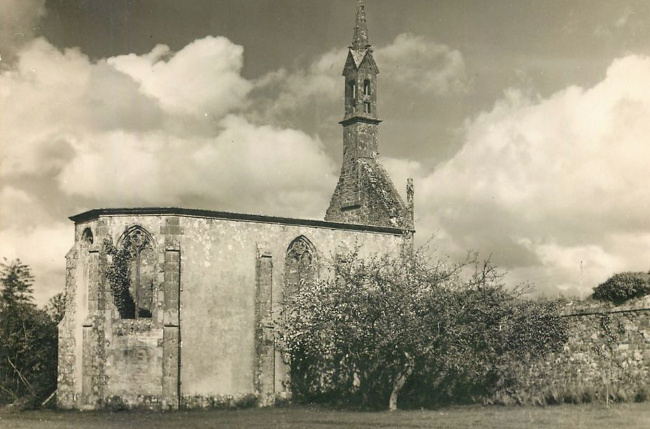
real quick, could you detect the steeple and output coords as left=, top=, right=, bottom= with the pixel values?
left=325, top=1, right=413, bottom=231
left=342, top=0, right=379, bottom=124
left=352, top=0, right=369, bottom=50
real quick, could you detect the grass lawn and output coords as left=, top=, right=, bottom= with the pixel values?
left=2, top=403, right=650, bottom=428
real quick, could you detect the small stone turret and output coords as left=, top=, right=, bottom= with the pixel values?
left=325, top=0, right=413, bottom=231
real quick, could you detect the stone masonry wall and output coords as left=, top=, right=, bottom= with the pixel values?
left=57, top=248, right=78, bottom=408
left=514, top=303, right=650, bottom=404
left=60, top=209, right=407, bottom=410
left=176, top=215, right=405, bottom=401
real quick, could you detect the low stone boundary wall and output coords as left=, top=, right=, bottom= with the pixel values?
left=512, top=305, right=650, bottom=404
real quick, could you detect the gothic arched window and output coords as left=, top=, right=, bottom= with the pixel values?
left=81, top=228, right=93, bottom=246
left=363, top=79, right=370, bottom=95
left=284, top=236, right=317, bottom=296
left=113, top=226, right=156, bottom=319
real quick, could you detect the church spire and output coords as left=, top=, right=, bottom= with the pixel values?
left=351, top=0, right=369, bottom=50
left=325, top=1, right=413, bottom=231
left=341, top=0, right=379, bottom=123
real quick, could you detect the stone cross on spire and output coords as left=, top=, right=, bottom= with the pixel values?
left=351, top=0, right=369, bottom=50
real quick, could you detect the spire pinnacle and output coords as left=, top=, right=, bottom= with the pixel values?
left=351, top=0, right=369, bottom=50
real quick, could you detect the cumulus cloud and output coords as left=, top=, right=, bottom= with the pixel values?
left=108, top=37, right=252, bottom=118
left=375, top=33, right=468, bottom=95
left=0, top=186, right=53, bottom=230
left=415, top=55, right=650, bottom=296
left=0, top=34, right=337, bottom=303
left=254, top=48, right=343, bottom=117
left=1, top=223, right=72, bottom=304
left=0, top=38, right=165, bottom=176
left=381, top=157, right=425, bottom=201
left=252, top=33, right=468, bottom=123
left=0, top=186, right=71, bottom=303
left=0, top=0, right=46, bottom=65
left=1, top=36, right=334, bottom=212
left=58, top=115, right=335, bottom=217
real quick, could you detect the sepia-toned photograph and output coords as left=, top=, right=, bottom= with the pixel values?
left=1, top=0, right=650, bottom=427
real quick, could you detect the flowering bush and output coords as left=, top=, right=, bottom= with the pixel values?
left=276, top=247, right=567, bottom=410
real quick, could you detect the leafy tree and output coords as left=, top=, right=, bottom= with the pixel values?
left=0, top=258, right=35, bottom=310
left=277, top=247, right=568, bottom=410
left=45, top=293, right=66, bottom=325
left=0, top=259, right=59, bottom=409
left=592, top=272, right=650, bottom=304
left=421, top=268, right=568, bottom=406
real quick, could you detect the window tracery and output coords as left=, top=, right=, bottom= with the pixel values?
left=284, top=236, right=317, bottom=295
left=109, top=226, right=156, bottom=319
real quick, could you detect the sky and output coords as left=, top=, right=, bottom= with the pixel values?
left=1, top=0, right=650, bottom=304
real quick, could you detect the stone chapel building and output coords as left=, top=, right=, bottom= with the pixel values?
left=57, top=1, right=415, bottom=410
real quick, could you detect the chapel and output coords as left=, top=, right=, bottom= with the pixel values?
left=57, top=0, right=414, bottom=409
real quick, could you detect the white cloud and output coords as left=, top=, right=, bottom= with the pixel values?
left=187, top=115, right=335, bottom=216
left=108, top=37, right=252, bottom=118
left=0, top=186, right=53, bottom=230
left=1, top=35, right=337, bottom=303
left=512, top=239, right=625, bottom=295
left=416, top=54, right=650, bottom=296
left=58, top=115, right=336, bottom=218
left=375, top=33, right=468, bottom=95
left=251, top=48, right=343, bottom=124
left=1, top=36, right=335, bottom=216
left=0, top=38, right=165, bottom=177
left=252, top=33, right=468, bottom=121
left=381, top=156, right=424, bottom=201
left=0, top=0, right=46, bottom=65
left=0, top=223, right=72, bottom=304
left=0, top=186, right=72, bottom=304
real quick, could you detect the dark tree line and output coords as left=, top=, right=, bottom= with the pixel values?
left=0, top=259, right=63, bottom=409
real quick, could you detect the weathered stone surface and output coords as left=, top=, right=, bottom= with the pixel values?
left=326, top=158, right=411, bottom=229
left=59, top=211, right=406, bottom=409
left=514, top=305, right=650, bottom=402
left=325, top=2, right=412, bottom=231
left=255, top=247, right=274, bottom=404
left=162, top=326, right=180, bottom=409
left=57, top=249, right=79, bottom=408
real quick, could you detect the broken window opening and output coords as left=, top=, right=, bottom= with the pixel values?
left=81, top=228, right=93, bottom=247
left=349, top=80, right=357, bottom=106
left=108, top=227, right=155, bottom=319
